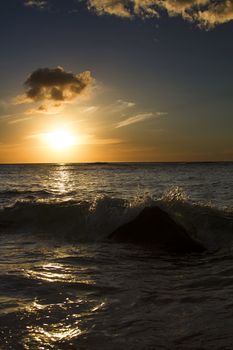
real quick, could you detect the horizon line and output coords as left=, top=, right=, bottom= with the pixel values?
left=0, top=160, right=232, bottom=165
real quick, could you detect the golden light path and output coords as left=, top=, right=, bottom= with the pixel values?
left=23, top=262, right=106, bottom=348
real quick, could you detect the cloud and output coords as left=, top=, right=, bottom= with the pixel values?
left=88, top=0, right=132, bottom=18
left=109, top=99, right=136, bottom=113
left=8, top=117, right=32, bottom=125
left=156, top=111, right=168, bottom=116
left=22, top=0, right=233, bottom=27
left=82, top=135, right=122, bottom=144
left=0, top=100, right=7, bottom=116
left=87, top=0, right=233, bottom=27
left=0, top=113, right=21, bottom=122
left=0, top=112, right=32, bottom=125
left=116, top=99, right=136, bottom=108
left=82, top=105, right=100, bottom=113
left=88, top=0, right=160, bottom=18
left=116, top=112, right=155, bottom=128
left=116, top=111, right=167, bottom=128
left=15, top=66, right=94, bottom=111
left=25, top=103, right=64, bottom=115
left=24, top=0, right=48, bottom=9
left=28, top=132, right=122, bottom=145
left=196, top=1, right=233, bottom=26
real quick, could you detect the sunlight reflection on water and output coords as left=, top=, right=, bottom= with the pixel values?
left=25, top=262, right=95, bottom=284
left=19, top=258, right=105, bottom=348
left=24, top=321, right=83, bottom=349
left=23, top=296, right=106, bottom=349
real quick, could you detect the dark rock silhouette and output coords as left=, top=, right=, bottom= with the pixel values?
left=109, top=206, right=206, bottom=253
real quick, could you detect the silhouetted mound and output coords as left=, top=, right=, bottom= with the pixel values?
left=109, top=206, right=206, bottom=253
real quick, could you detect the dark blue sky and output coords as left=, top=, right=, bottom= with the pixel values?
left=0, top=0, right=233, bottom=162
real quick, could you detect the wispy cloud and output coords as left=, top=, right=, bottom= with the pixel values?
left=24, top=0, right=48, bottom=9
left=117, top=99, right=135, bottom=108
left=83, top=136, right=122, bottom=145
left=110, top=99, right=136, bottom=113
left=8, top=117, right=32, bottom=125
left=0, top=112, right=32, bottom=125
left=82, top=106, right=100, bottom=113
left=25, top=103, right=64, bottom=115
left=0, top=113, right=24, bottom=121
left=116, top=112, right=154, bottom=128
left=28, top=132, right=122, bottom=145
left=0, top=100, right=7, bottom=114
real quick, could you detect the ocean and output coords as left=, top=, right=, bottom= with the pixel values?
left=0, top=162, right=232, bottom=349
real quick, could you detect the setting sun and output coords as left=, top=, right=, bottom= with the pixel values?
left=44, top=129, right=77, bottom=150
left=0, top=1, right=233, bottom=349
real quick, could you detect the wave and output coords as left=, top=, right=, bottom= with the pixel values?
left=0, top=189, right=79, bottom=203
left=0, top=191, right=232, bottom=250
left=0, top=189, right=53, bottom=197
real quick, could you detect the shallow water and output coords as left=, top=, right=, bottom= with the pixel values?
left=0, top=162, right=233, bottom=349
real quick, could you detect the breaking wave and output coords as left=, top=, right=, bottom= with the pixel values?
left=0, top=188, right=232, bottom=251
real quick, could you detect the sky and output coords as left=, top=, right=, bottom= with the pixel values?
left=0, top=0, right=233, bottom=163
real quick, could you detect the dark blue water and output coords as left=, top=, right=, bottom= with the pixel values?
left=0, top=163, right=233, bottom=349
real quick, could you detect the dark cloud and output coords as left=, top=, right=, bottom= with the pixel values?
left=16, top=66, right=94, bottom=106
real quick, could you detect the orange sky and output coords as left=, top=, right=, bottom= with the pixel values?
left=0, top=1, right=233, bottom=163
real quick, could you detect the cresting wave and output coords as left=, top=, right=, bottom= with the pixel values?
left=0, top=193, right=232, bottom=251
left=0, top=189, right=52, bottom=197
left=0, top=188, right=78, bottom=199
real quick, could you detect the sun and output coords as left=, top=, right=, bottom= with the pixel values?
left=45, top=129, right=77, bottom=150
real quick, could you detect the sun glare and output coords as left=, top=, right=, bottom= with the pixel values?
left=45, top=129, right=77, bottom=150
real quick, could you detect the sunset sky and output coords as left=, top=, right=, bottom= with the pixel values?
left=0, top=0, right=233, bottom=163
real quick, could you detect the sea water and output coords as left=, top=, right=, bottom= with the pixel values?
left=0, top=162, right=232, bottom=349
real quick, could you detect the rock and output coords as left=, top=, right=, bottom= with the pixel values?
left=109, top=206, right=206, bottom=254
